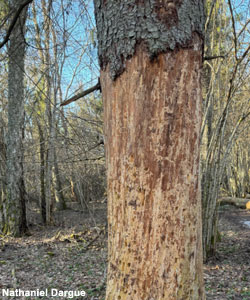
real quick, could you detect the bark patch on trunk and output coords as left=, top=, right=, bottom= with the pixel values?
left=94, top=0, right=205, bottom=79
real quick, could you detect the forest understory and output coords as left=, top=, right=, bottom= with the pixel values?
left=0, top=202, right=249, bottom=300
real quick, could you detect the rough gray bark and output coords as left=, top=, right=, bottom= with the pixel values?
left=4, top=0, right=28, bottom=236
left=94, top=0, right=205, bottom=79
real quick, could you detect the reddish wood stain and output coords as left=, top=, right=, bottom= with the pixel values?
left=102, top=41, right=205, bottom=299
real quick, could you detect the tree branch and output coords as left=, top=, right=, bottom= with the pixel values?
left=60, top=79, right=101, bottom=107
left=205, top=0, right=218, bottom=32
left=0, top=0, right=33, bottom=49
left=228, top=0, right=238, bottom=60
left=204, top=55, right=225, bottom=61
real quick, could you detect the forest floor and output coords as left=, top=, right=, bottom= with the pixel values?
left=205, top=205, right=250, bottom=300
left=0, top=202, right=249, bottom=300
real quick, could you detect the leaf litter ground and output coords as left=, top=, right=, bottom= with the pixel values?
left=0, top=203, right=249, bottom=300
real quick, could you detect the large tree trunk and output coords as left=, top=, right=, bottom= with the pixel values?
left=4, top=0, right=28, bottom=236
left=95, top=1, right=205, bottom=299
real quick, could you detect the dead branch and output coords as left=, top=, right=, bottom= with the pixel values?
left=204, top=55, right=225, bottom=61
left=60, top=79, right=101, bottom=107
left=228, top=0, right=238, bottom=60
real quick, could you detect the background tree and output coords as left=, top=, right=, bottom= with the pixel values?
left=201, top=0, right=250, bottom=260
left=24, top=0, right=104, bottom=223
left=2, top=0, right=29, bottom=236
left=0, top=0, right=104, bottom=232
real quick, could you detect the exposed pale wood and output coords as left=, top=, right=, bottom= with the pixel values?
left=102, top=44, right=205, bottom=299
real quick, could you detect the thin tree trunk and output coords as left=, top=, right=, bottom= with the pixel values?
left=41, top=0, right=54, bottom=224
left=50, top=13, right=66, bottom=211
left=53, top=153, right=66, bottom=210
left=32, top=0, right=53, bottom=223
left=37, top=120, right=46, bottom=223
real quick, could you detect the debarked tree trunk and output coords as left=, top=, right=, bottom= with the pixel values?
left=94, top=1, right=206, bottom=299
left=102, top=46, right=205, bottom=300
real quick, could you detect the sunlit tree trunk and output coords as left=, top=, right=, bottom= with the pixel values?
left=4, top=0, right=28, bottom=236
left=95, top=0, right=206, bottom=299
